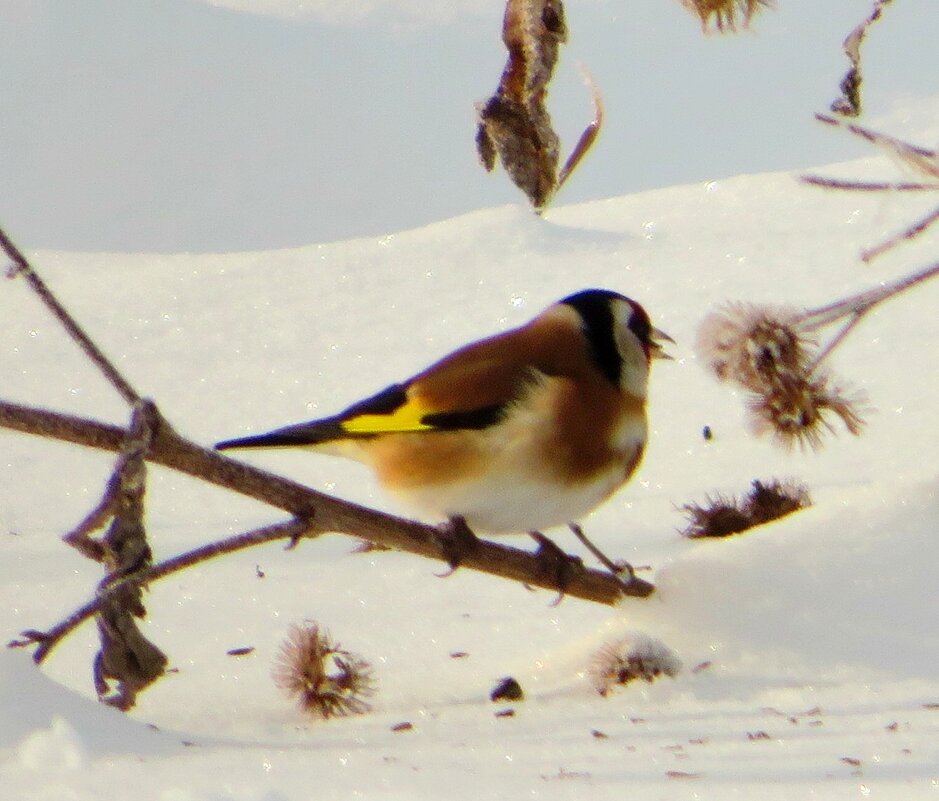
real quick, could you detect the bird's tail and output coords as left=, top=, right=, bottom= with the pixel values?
left=215, top=418, right=345, bottom=451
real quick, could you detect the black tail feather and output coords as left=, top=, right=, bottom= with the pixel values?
left=215, top=419, right=344, bottom=451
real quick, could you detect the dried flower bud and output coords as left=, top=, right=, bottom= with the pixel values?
left=272, top=622, right=375, bottom=719
left=746, top=372, right=866, bottom=450
left=696, top=303, right=809, bottom=391
left=681, top=478, right=811, bottom=538
left=680, top=493, right=753, bottom=538
left=680, top=0, right=772, bottom=32
left=588, top=634, right=681, bottom=696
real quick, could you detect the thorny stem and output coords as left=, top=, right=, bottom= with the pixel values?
left=0, top=227, right=141, bottom=406
left=10, top=518, right=314, bottom=663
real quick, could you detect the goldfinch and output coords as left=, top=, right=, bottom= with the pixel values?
left=216, top=289, right=671, bottom=539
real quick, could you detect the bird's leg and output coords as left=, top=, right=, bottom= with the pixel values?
left=528, top=531, right=585, bottom=606
left=434, top=515, right=482, bottom=577
left=567, top=522, right=636, bottom=585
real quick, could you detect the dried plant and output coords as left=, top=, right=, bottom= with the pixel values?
left=272, top=622, right=375, bottom=719
left=696, top=302, right=811, bottom=390
left=804, top=115, right=939, bottom=263
left=681, top=479, right=811, bottom=538
left=697, top=303, right=862, bottom=448
left=697, top=260, right=939, bottom=448
left=588, top=634, right=681, bottom=696
left=830, top=0, right=894, bottom=117
left=745, top=477, right=811, bottom=525
left=745, top=370, right=866, bottom=450
left=476, top=0, right=602, bottom=211
left=679, top=0, right=773, bottom=33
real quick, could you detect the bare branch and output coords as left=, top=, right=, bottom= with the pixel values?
left=9, top=518, right=312, bottom=663
left=861, top=207, right=939, bottom=264
left=800, top=177, right=937, bottom=193
left=1, top=228, right=141, bottom=406
left=0, top=400, right=653, bottom=612
left=806, top=116, right=939, bottom=262
left=813, top=114, right=939, bottom=179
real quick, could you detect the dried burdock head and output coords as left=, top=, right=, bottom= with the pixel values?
left=476, top=0, right=601, bottom=211
left=744, top=478, right=811, bottom=525
left=696, top=303, right=810, bottom=391
left=696, top=300, right=869, bottom=449
left=680, top=493, right=753, bottom=538
left=272, top=622, right=375, bottom=719
left=588, top=634, right=681, bottom=696
left=681, top=478, right=811, bottom=538
left=746, top=371, right=866, bottom=450
left=680, top=0, right=773, bottom=32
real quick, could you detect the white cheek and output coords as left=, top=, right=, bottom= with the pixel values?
left=614, top=335, right=650, bottom=398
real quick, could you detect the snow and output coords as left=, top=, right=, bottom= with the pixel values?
left=3, top=136, right=939, bottom=797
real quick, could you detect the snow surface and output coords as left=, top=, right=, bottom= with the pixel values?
left=3, top=139, right=939, bottom=799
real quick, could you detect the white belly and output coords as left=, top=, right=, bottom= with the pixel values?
left=391, top=462, right=631, bottom=534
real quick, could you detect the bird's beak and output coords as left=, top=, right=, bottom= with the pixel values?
left=649, top=327, right=675, bottom=361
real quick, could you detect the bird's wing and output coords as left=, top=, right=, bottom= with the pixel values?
left=215, top=339, right=544, bottom=450
left=339, top=354, right=539, bottom=436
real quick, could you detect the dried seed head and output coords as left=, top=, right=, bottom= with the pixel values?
left=696, top=303, right=809, bottom=391
left=681, top=0, right=773, bottom=32
left=680, top=493, right=752, bottom=538
left=747, top=372, right=866, bottom=450
left=681, top=478, right=811, bottom=538
left=588, top=634, right=681, bottom=696
left=272, top=622, right=375, bottom=719
left=745, top=479, right=811, bottom=525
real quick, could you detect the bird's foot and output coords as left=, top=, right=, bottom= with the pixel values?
left=529, top=532, right=585, bottom=606
left=567, top=522, right=637, bottom=589
left=434, top=516, right=481, bottom=577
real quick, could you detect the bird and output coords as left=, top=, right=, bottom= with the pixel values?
left=216, top=288, right=672, bottom=572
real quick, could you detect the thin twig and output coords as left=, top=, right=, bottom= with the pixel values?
left=813, top=114, right=939, bottom=177
left=9, top=518, right=314, bottom=663
left=861, top=206, right=939, bottom=264
left=800, top=176, right=937, bottom=193
left=554, top=66, right=604, bottom=197
left=797, top=261, right=939, bottom=332
left=0, top=226, right=141, bottom=405
left=804, top=312, right=865, bottom=376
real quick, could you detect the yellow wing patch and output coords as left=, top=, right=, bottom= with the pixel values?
left=340, top=396, right=435, bottom=435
